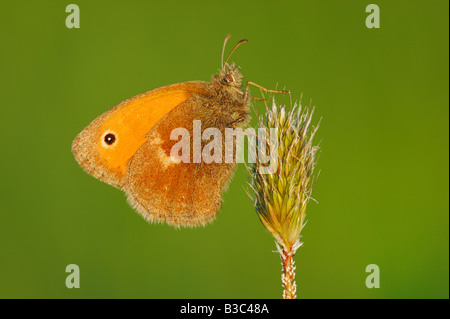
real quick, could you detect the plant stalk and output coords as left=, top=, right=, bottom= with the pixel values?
left=278, top=242, right=299, bottom=299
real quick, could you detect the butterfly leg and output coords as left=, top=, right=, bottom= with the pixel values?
left=243, top=81, right=290, bottom=104
left=227, top=117, right=247, bottom=127
left=251, top=96, right=265, bottom=101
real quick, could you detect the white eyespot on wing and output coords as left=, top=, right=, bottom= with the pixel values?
left=156, top=146, right=176, bottom=169
left=150, top=133, right=176, bottom=169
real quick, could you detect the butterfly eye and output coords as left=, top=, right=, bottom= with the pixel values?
left=226, top=73, right=234, bottom=83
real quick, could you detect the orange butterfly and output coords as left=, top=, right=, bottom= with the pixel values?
left=72, top=35, right=287, bottom=227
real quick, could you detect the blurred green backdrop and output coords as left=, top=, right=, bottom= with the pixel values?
left=0, top=0, right=448, bottom=298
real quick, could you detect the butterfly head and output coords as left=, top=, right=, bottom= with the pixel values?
left=211, top=36, right=247, bottom=93
left=212, top=63, right=243, bottom=89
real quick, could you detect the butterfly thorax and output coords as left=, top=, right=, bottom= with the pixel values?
left=207, top=64, right=249, bottom=128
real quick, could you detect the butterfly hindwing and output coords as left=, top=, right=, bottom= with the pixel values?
left=124, top=86, right=237, bottom=227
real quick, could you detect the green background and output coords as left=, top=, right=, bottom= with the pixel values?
left=0, top=0, right=448, bottom=298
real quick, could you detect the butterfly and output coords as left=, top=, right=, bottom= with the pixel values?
left=72, top=35, right=288, bottom=227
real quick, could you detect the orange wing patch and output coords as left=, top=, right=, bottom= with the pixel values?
left=72, top=82, right=208, bottom=188
left=96, top=91, right=190, bottom=178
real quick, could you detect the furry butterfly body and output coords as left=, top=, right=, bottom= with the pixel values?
left=73, top=65, right=250, bottom=227
left=72, top=36, right=286, bottom=227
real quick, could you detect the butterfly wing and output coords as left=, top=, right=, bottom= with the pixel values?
left=72, top=82, right=206, bottom=188
left=124, top=86, right=237, bottom=227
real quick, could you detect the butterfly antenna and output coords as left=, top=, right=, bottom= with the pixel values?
left=224, top=39, right=248, bottom=67
left=221, top=34, right=232, bottom=69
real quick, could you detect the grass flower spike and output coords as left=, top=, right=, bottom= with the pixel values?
left=247, top=97, right=319, bottom=299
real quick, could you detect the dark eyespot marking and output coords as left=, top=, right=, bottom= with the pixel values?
left=104, top=133, right=116, bottom=145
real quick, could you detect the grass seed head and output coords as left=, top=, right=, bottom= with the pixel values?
left=248, top=97, right=319, bottom=251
